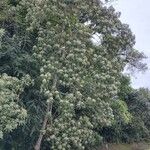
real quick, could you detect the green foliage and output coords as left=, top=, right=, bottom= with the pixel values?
left=0, top=73, right=32, bottom=139
left=112, top=100, right=132, bottom=125
left=102, top=80, right=150, bottom=143
left=100, top=99, right=132, bottom=143
left=0, top=29, right=5, bottom=48
left=124, top=90, right=150, bottom=142
left=0, top=0, right=148, bottom=149
left=118, top=75, right=133, bottom=100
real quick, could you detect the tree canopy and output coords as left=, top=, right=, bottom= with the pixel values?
left=0, top=0, right=149, bottom=150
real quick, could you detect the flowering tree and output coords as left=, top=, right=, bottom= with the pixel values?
left=16, top=0, right=141, bottom=149
left=0, top=0, right=147, bottom=149
left=0, top=73, right=32, bottom=139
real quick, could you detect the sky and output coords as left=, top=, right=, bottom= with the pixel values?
left=114, top=0, right=150, bottom=89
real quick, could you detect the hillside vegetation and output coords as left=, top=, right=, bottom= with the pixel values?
left=0, top=0, right=149, bottom=150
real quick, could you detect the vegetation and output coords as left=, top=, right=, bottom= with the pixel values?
left=101, top=143, right=150, bottom=150
left=101, top=76, right=150, bottom=144
left=0, top=0, right=149, bottom=150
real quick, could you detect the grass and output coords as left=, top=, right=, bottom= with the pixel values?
left=100, top=143, right=150, bottom=150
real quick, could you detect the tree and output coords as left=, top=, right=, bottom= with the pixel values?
left=123, top=89, right=150, bottom=142
left=118, top=75, right=133, bottom=100
left=0, top=73, right=32, bottom=139
left=100, top=99, right=132, bottom=143
left=0, top=0, right=147, bottom=149
left=101, top=78, right=150, bottom=143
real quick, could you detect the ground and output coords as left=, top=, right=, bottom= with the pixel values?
left=100, top=143, right=150, bottom=150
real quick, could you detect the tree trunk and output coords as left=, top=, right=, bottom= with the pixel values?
left=34, top=76, right=57, bottom=150
left=34, top=104, right=50, bottom=150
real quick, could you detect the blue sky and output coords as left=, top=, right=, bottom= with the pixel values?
left=114, top=0, right=150, bottom=89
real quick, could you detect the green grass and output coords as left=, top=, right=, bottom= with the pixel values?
left=100, top=143, right=150, bottom=150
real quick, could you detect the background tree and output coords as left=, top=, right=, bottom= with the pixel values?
left=101, top=76, right=150, bottom=144
left=123, top=89, right=150, bottom=142
left=100, top=75, right=133, bottom=143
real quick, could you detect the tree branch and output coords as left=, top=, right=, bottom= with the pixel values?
left=34, top=75, right=57, bottom=150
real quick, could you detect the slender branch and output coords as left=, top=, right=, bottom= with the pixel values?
left=34, top=76, right=57, bottom=150
left=34, top=105, right=50, bottom=150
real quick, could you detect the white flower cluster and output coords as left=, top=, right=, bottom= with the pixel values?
left=0, top=74, right=32, bottom=139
